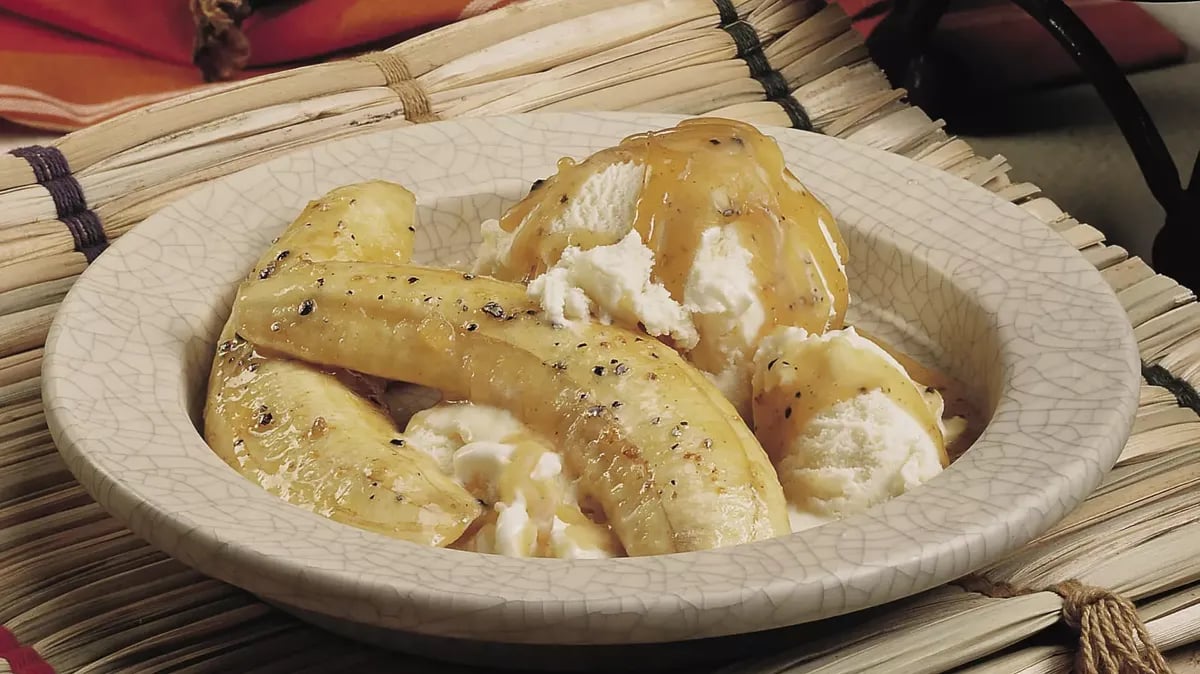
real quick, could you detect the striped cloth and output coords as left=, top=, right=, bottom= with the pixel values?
left=0, top=0, right=517, bottom=131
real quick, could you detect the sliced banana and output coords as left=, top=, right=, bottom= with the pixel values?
left=233, top=260, right=792, bottom=555
left=204, top=182, right=482, bottom=546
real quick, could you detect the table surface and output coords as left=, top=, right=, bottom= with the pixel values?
left=4, top=89, right=1195, bottom=666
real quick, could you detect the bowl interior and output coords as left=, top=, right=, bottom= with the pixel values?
left=180, top=185, right=1002, bottom=437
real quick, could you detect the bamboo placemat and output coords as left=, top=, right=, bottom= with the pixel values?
left=2, top=1, right=1199, bottom=671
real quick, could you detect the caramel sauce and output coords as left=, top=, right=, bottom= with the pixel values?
left=496, top=118, right=849, bottom=372
left=753, top=333, right=948, bottom=474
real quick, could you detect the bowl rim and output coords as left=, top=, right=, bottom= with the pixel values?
left=42, top=111, right=1140, bottom=645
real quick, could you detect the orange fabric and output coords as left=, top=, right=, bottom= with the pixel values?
left=0, top=1, right=515, bottom=131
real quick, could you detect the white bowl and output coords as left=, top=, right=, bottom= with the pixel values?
left=43, top=113, right=1139, bottom=664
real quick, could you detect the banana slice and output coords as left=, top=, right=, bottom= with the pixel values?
left=232, top=260, right=791, bottom=555
left=204, top=181, right=482, bottom=546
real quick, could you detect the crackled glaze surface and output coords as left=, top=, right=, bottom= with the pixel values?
left=43, top=113, right=1139, bottom=646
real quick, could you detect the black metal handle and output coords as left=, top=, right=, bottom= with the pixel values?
left=866, top=0, right=1199, bottom=290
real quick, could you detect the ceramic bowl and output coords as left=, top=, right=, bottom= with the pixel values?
left=43, top=113, right=1139, bottom=665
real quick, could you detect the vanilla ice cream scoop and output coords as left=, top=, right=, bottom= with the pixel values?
left=475, top=118, right=848, bottom=416
left=751, top=326, right=949, bottom=523
left=404, top=402, right=623, bottom=559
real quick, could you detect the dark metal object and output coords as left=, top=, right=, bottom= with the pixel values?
left=866, top=0, right=1199, bottom=290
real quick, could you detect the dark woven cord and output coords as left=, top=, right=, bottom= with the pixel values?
left=8, top=145, right=108, bottom=262
left=712, top=0, right=815, bottom=132
left=713, top=0, right=739, bottom=27
left=1142, top=362, right=1200, bottom=415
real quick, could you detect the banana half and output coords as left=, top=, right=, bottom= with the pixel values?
left=233, top=260, right=792, bottom=555
left=203, top=181, right=482, bottom=546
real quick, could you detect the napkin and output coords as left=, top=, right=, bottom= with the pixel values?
left=0, top=0, right=517, bottom=131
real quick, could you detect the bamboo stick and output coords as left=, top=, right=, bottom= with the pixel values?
left=0, top=350, right=41, bottom=391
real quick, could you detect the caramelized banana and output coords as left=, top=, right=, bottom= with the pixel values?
left=233, top=260, right=791, bottom=555
left=204, top=182, right=482, bottom=545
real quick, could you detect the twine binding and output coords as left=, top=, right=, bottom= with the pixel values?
left=1142, top=361, right=1200, bottom=416
left=957, top=575, right=1171, bottom=674
left=7, top=145, right=108, bottom=263
left=713, top=0, right=815, bottom=132
left=356, top=51, right=439, bottom=123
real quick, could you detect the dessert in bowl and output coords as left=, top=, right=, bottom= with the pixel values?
left=43, top=113, right=1139, bottom=661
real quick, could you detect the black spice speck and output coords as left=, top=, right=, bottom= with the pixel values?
left=465, top=322, right=479, bottom=332
left=258, top=263, right=275, bottom=279
left=702, top=438, right=713, bottom=448
left=585, top=405, right=606, bottom=418
left=316, top=277, right=324, bottom=287
left=592, top=365, right=605, bottom=376
left=258, top=412, right=273, bottom=426
left=552, top=361, right=567, bottom=370
left=481, top=302, right=505, bottom=319
left=269, top=322, right=281, bottom=332
left=577, top=342, right=587, bottom=349
left=298, top=299, right=315, bottom=316
left=785, top=407, right=792, bottom=419
left=795, top=391, right=803, bottom=399
left=651, top=416, right=661, bottom=425
left=408, top=226, right=416, bottom=232
left=390, top=438, right=405, bottom=446
left=462, top=273, right=476, bottom=280
left=559, top=195, right=568, bottom=204
left=671, top=443, right=680, bottom=450
left=614, top=363, right=629, bottom=376
left=377, top=294, right=384, bottom=300
left=768, top=358, right=778, bottom=371
left=408, top=276, right=419, bottom=284
left=612, top=401, right=623, bottom=408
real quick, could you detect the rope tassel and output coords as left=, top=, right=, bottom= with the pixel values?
left=958, top=576, right=1171, bottom=674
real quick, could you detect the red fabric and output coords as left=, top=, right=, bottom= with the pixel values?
left=0, top=0, right=518, bottom=131
left=0, top=626, right=55, bottom=674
